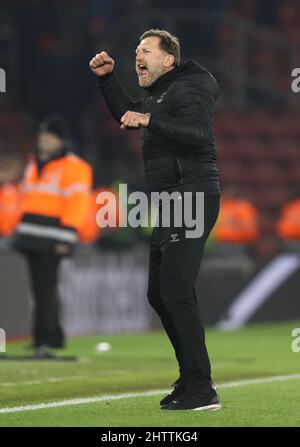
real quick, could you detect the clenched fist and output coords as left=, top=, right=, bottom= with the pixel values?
left=120, top=111, right=150, bottom=129
left=89, top=51, right=115, bottom=77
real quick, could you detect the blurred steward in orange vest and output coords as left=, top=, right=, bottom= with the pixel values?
left=213, top=186, right=259, bottom=253
left=277, top=192, right=300, bottom=246
left=79, top=186, right=123, bottom=244
left=14, top=115, right=93, bottom=357
left=0, top=154, right=23, bottom=244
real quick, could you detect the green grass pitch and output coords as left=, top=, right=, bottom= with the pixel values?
left=0, top=320, right=299, bottom=427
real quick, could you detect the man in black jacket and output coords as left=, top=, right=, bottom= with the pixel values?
left=90, top=29, right=221, bottom=411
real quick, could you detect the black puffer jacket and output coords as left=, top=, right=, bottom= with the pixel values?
left=98, top=59, right=220, bottom=194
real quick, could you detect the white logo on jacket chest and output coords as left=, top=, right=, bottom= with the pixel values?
left=157, top=91, right=168, bottom=103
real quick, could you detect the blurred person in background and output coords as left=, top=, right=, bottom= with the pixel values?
left=0, top=153, right=23, bottom=248
left=14, top=115, right=93, bottom=358
left=90, top=29, right=221, bottom=411
left=79, top=184, right=125, bottom=246
left=276, top=188, right=300, bottom=252
left=212, top=185, right=260, bottom=256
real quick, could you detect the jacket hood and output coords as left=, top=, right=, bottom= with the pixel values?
left=143, top=59, right=211, bottom=94
left=176, top=59, right=209, bottom=76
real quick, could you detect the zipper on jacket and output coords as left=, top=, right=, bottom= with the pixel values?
left=174, top=155, right=184, bottom=185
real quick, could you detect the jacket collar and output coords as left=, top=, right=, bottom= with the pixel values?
left=142, top=60, right=206, bottom=95
left=143, top=65, right=179, bottom=95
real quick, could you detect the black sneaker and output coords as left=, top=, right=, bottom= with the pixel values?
left=160, top=377, right=186, bottom=407
left=27, top=340, right=65, bottom=350
left=160, top=378, right=217, bottom=408
left=162, top=385, right=221, bottom=411
left=33, top=346, right=56, bottom=359
left=211, top=379, right=217, bottom=391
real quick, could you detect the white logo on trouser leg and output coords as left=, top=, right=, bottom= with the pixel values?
left=169, top=233, right=180, bottom=242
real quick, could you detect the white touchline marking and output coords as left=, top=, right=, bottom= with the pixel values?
left=2, top=376, right=86, bottom=387
left=217, top=373, right=300, bottom=388
left=0, top=373, right=299, bottom=414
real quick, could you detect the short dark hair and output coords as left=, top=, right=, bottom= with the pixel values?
left=139, top=29, right=181, bottom=66
left=39, top=114, right=70, bottom=141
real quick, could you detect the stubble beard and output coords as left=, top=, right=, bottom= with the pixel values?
left=137, top=65, right=164, bottom=87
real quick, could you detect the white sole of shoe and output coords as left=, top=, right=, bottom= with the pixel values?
left=162, top=402, right=222, bottom=411
left=192, top=403, right=222, bottom=411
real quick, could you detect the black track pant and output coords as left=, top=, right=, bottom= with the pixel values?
left=147, top=188, right=220, bottom=388
left=26, top=251, right=64, bottom=348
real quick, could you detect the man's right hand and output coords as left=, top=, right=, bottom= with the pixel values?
left=89, top=51, right=115, bottom=77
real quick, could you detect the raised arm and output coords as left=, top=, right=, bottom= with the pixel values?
left=90, top=51, right=141, bottom=123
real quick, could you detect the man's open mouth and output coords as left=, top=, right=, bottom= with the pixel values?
left=137, top=64, right=149, bottom=78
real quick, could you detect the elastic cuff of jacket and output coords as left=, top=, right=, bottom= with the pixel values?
left=147, top=112, right=159, bottom=131
left=97, top=71, right=115, bottom=86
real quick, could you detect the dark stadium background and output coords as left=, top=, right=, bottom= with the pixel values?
left=0, top=0, right=300, bottom=338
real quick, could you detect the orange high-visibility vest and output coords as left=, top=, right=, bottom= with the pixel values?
left=15, top=152, right=92, bottom=251
left=214, top=198, right=259, bottom=244
left=0, top=182, right=21, bottom=236
left=277, top=199, right=300, bottom=240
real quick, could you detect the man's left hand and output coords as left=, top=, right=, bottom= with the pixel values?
left=120, top=111, right=150, bottom=130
